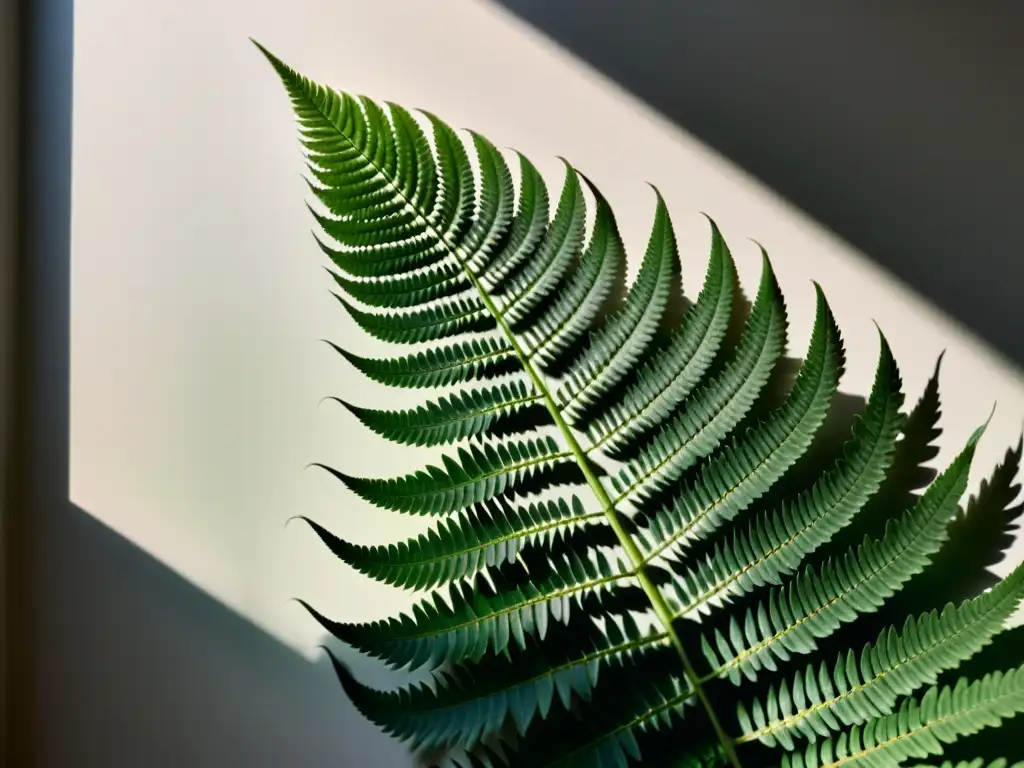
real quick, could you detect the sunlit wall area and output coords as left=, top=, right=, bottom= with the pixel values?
left=70, top=0, right=1024, bottom=668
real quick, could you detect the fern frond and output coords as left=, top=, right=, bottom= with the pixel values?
left=586, top=217, right=736, bottom=458
left=334, top=293, right=492, bottom=345
left=303, top=543, right=636, bottom=671
left=256, top=41, right=1024, bottom=768
left=336, top=380, right=545, bottom=448
left=330, top=337, right=516, bottom=390
left=556, top=188, right=680, bottom=425
left=739, top=557, right=1024, bottom=749
left=496, top=160, right=585, bottom=326
left=844, top=353, right=944, bottom=547
left=699, top=424, right=985, bottom=686
left=328, top=614, right=670, bottom=751
left=638, top=283, right=843, bottom=557
left=513, top=645, right=706, bottom=768
left=298, top=495, right=602, bottom=591
left=461, top=131, right=516, bottom=273
left=319, top=436, right=577, bottom=516
left=479, top=152, right=550, bottom=291
left=327, top=260, right=468, bottom=309
left=523, top=179, right=626, bottom=371
left=782, top=666, right=1024, bottom=768
left=664, top=332, right=904, bottom=620
left=606, top=250, right=787, bottom=506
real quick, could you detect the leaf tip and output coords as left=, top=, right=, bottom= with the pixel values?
left=697, top=210, right=719, bottom=230
left=250, top=39, right=293, bottom=79
left=284, top=514, right=309, bottom=530
left=553, top=154, right=575, bottom=172
left=308, top=461, right=354, bottom=483
left=644, top=181, right=668, bottom=208
left=318, top=395, right=350, bottom=414
left=986, top=400, right=999, bottom=427
left=315, top=644, right=364, bottom=692
left=967, top=403, right=998, bottom=448
left=294, top=598, right=338, bottom=633
left=747, top=237, right=773, bottom=269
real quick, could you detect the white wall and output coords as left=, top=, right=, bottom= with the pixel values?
left=69, top=0, right=1024, bottom=762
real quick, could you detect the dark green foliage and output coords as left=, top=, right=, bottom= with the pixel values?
left=256, top=41, right=1024, bottom=768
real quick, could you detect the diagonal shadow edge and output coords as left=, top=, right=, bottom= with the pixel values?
left=38, top=500, right=407, bottom=767
left=490, top=0, right=1024, bottom=369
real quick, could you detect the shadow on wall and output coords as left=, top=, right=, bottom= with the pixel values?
left=38, top=502, right=406, bottom=767
left=491, top=1, right=1024, bottom=368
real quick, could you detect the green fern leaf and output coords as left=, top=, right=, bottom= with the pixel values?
left=842, top=353, right=944, bottom=548
left=329, top=614, right=670, bottom=751
left=319, top=436, right=577, bottom=516
left=606, top=250, right=787, bottom=506
left=556, top=188, right=680, bottom=425
left=637, top=283, right=843, bottom=557
left=496, top=160, right=586, bottom=327
left=330, top=337, right=516, bottom=390
left=299, top=495, right=602, bottom=591
left=664, top=331, right=904, bottom=620
left=479, top=151, right=550, bottom=291
left=782, top=666, right=1024, bottom=768
left=256, top=41, right=1024, bottom=768
left=700, top=425, right=985, bottom=686
left=334, top=293, right=492, bottom=345
left=513, top=646, right=705, bottom=768
left=303, top=541, right=635, bottom=671
left=460, top=131, right=517, bottom=273
left=327, top=260, right=468, bottom=309
left=523, top=179, right=626, bottom=371
left=335, top=380, right=544, bottom=448
left=739, top=556, right=1024, bottom=749
left=587, top=217, right=736, bottom=458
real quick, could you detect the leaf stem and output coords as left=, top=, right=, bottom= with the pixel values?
left=465, top=271, right=743, bottom=768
